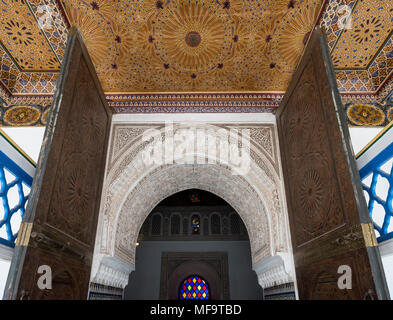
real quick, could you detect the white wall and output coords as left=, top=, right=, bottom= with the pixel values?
left=2, top=127, right=45, bottom=163
left=0, top=260, right=10, bottom=298
left=348, top=127, right=383, bottom=155
left=380, top=241, right=393, bottom=296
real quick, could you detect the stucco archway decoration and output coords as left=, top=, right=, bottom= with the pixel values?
left=114, top=163, right=271, bottom=264
left=91, top=122, right=294, bottom=289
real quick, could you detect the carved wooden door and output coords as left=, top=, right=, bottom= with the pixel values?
left=3, top=28, right=112, bottom=300
left=276, top=27, right=390, bottom=300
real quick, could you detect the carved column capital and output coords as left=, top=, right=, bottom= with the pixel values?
left=90, top=254, right=134, bottom=289
left=253, top=252, right=294, bottom=289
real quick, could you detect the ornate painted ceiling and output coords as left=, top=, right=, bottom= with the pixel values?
left=61, top=0, right=324, bottom=93
left=0, top=0, right=392, bottom=126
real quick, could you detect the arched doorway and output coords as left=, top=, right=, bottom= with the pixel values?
left=124, top=189, right=262, bottom=299
left=89, top=121, right=296, bottom=300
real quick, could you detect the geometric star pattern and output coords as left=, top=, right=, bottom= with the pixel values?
left=0, top=0, right=393, bottom=126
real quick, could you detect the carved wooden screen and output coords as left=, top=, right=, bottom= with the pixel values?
left=276, top=28, right=389, bottom=300
left=3, top=28, right=112, bottom=300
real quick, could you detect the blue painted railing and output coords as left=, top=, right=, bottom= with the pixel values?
left=357, top=122, right=393, bottom=243
left=0, top=131, right=35, bottom=248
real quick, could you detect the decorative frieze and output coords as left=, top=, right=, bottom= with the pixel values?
left=253, top=253, right=295, bottom=289
left=90, top=255, right=134, bottom=289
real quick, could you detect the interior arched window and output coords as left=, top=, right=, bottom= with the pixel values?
left=230, top=214, right=240, bottom=234
left=179, top=275, right=210, bottom=300
left=211, top=214, right=221, bottom=234
left=151, top=214, right=162, bottom=235
left=171, top=214, right=181, bottom=235
left=191, top=215, right=200, bottom=234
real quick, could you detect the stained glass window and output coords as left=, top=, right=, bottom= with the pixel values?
left=179, top=275, right=210, bottom=300
left=191, top=215, right=200, bottom=234
left=189, top=193, right=200, bottom=203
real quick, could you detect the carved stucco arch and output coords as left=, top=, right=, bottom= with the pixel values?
left=91, top=122, right=293, bottom=288
left=114, top=163, right=272, bottom=265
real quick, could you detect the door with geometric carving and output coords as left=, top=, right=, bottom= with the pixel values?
left=276, top=27, right=390, bottom=300
left=3, top=27, right=112, bottom=300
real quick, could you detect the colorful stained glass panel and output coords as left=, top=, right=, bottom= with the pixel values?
left=179, top=275, right=210, bottom=300
left=191, top=215, right=200, bottom=234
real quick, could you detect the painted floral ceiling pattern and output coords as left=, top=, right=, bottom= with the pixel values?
left=0, top=0, right=392, bottom=94
left=0, top=0, right=392, bottom=126
left=59, top=0, right=323, bottom=92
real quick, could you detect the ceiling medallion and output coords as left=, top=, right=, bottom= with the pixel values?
left=347, top=104, right=385, bottom=126
left=3, top=105, right=41, bottom=126
left=185, top=31, right=202, bottom=48
left=153, top=0, right=234, bottom=75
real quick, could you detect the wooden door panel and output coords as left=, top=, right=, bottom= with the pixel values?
left=41, top=57, right=109, bottom=246
left=298, top=249, right=375, bottom=300
left=276, top=27, right=389, bottom=300
left=281, top=60, right=346, bottom=246
left=3, top=27, right=112, bottom=300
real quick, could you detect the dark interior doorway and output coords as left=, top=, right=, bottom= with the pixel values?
left=124, top=189, right=263, bottom=300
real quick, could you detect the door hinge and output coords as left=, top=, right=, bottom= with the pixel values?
left=15, top=222, right=33, bottom=247
left=361, top=223, right=378, bottom=247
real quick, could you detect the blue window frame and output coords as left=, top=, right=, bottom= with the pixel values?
left=0, top=151, right=33, bottom=247
left=359, top=141, right=393, bottom=243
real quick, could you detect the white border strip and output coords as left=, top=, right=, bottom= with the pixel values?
left=356, top=126, right=393, bottom=172
left=0, top=134, right=35, bottom=178
left=0, top=243, right=13, bottom=261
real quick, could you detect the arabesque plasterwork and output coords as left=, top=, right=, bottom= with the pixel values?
left=90, top=121, right=294, bottom=288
